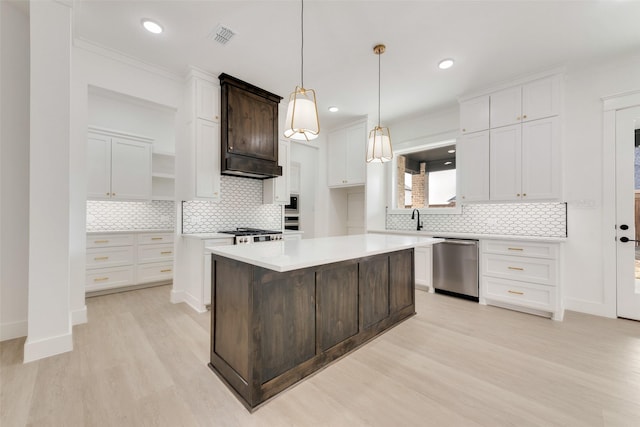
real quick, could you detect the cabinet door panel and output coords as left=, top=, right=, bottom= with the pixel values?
left=522, top=76, right=560, bottom=122
left=415, top=246, right=432, bottom=289
left=317, top=263, right=359, bottom=351
left=458, top=131, right=490, bottom=202
left=490, top=125, right=522, bottom=201
left=389, top=250, right=414, bottom=312
left=460, top=96, right=489, bottom=134
left=360, top=255, right=390, bottom=329
left=346, top=123, right=365, bottom=184
left=111, top=137, right=152, bottom=200
left=195, top=119, right=221, bottom=200
left=87, top=133, right=111, bottom=199
left=327, top=128, right=347, bottom=187
left=196, top=78, right=220, bottom=122
left=521, top=117, right=560, bottom=200
left=490, top=86, right=522, bottom=128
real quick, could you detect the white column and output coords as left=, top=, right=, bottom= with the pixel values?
left=0, top=1, right=30, bottom=341
left=24, top=0, right=73, bottom=362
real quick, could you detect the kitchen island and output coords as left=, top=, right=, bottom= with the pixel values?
left=206, top=234, right=442, bottom=410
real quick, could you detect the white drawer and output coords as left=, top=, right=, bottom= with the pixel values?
left=86, top=233, right=134, bottom=248
left=483, top=254, right=556, bottom=286
left=482, top=240, right=557, bottom=259
left=137, top=243, right=174, bottom=264
left=86, top=265, right=134, bottom=292
left=483, top=276, right=555, bottom=311
left=86, top=246, right=134, bottom=269
left=138, top=233, right=174, bottom=245
left=136, top=261, right=173, bottom=284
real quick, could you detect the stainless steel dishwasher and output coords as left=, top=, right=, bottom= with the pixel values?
left=433, top=238, right=479, bottom=301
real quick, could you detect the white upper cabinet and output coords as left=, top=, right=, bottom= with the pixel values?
left=328, top=121, right=366, bottom=188
left=87, top=128, right=152, bottom=201
left=289, top=161, right=301, bottom=194
left=458, top=130, right=490, bottom=202
left=490, top=117, right=560, bottom=201
left=195, top=119, right=221, bottom=200
left=490, top=75, right=561, bottom=129
left=195, top=77, right=220, bottom=123
left=460, top=95, right=490, bottom=134
left=263, top=139, right=290, bottom=204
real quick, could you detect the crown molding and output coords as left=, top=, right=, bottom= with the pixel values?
left=73, top=37, right=183, bottom=83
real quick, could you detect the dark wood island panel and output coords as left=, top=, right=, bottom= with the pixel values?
left=209, top=248, right=415, bottom=411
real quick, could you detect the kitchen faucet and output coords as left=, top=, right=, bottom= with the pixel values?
left=411, top=209, right=423, bottom=231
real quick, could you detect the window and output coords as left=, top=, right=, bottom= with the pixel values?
left=394, top=142, right=457, bottom=210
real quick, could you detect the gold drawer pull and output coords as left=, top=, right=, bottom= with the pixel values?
left=93, top=277, right=109, bottom=282
left=94, top=256, right=109, bottom=261
left=94, top=240, right=109, bottom=244
left=508, top=247, right=523, bottom=251
left=508, top=266, right=524, bottom=271
left=161, top=251, right=173, bottom=255
left=508, top=290, right=524, bottom=295
left=160, top=269, right=172, bottom=273
left=151, top=237, right=163, bottom=240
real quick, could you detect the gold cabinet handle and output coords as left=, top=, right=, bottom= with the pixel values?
left=106, top=192, right=110, bottom=196
left=160, top=269, right=172, bottom=273
left=94, top=240, right=109, bottom=244
left=94, top=277, right=109, bottom=282
left=151, top=237, right=163, bottom=241
left=523, top=114, right=527, bottom=119
left=508, top=266, right=524, bottom=271
left=516, top=193, right=520, bottom=197
left=508, top=290, right=524, bottom=295
left=462, top=128, right=466, bottom=132
left=522, top=193, right=527, bottom=197
left=94, top=256, right=109, bottom=261
left=508, top=247, right=523, bottom=251
left=161, top=251, right=173, bottom=255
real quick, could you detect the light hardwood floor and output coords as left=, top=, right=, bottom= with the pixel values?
left=1, top=285, right=639, bottom=426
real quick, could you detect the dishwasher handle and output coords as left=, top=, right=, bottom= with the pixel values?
left=436, top=239, right=478, bottom=246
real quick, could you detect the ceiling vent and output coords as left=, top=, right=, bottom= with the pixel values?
left=209, top=24, right=236, bottom=45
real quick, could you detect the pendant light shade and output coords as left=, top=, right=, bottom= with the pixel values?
left=366, top=44, right=393, bottom=163
left=284, top=0, right=320, bottom=141
left=284, top=86, right=319, bottom=141
left=367, top=125, right=393, bottom=163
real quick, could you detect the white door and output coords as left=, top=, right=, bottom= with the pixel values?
left=457, top=130, right=490, bottom=202
left=86, top=132, right=111, bottom=199
left=490, top=124, right=522, bottom=201
left=111, top=137, right=152, bottom=200
left=616, top=105, right=640, bottom=320
left=521, top=117, right=561, bottom=200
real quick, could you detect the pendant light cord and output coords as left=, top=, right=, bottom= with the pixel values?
left=378, top=51, right=381, bottom=127
left=301, top=0, right=304, bottom=88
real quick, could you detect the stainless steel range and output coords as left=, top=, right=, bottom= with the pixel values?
left=219, top=228, right=283, bottom=245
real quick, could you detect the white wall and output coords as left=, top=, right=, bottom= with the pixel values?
left=562, top=52, right=640, bottom=317
left=0, top=1, right=30, bottom=341
left=88, top=87, right=177, bottom=153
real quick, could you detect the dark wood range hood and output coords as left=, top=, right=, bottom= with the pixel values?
left=219, top=73, right=283, bottom=179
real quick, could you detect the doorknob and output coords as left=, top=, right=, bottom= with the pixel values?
left=620, top=236, right=638, bottom=243
left=620, top=224, right=629, bottom=230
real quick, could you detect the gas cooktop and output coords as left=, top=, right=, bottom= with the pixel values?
left=219, top=228, right=282, bottom=237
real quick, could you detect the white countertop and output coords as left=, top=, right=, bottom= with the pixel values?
left=87, top=229, right=174, bottom=235
left=207, top=234, right=443, bottom=272
left=368, top=229, right=566, bottom=243
left=181, top=232, right=235, bottom=240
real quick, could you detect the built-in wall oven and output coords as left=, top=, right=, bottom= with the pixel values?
left=284, top=194, right=300, bottom=230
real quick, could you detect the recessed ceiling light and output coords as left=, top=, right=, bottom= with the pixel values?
left=438, top=58, right=454, bottom=70
left=444, top=161, right=453, bottom=165
left=142, top=19, right=163, bottom=34
left=447, top=149, right=456, bottom=153
left=328, top=106, right=339, bottom=113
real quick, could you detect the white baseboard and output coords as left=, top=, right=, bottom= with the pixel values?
left=170, top=289, right=206, bottom=313
left=23, top=330, right=73, bottom=363
left=0, top=319, right=28, bottom=342
left=71, top=306, right=87, bottom=325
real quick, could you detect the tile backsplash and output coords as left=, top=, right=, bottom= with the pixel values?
left=387, top=202, right=567, bottom=237
left=87, top=200, right=175, bottom=232
left=182, top=176, right=282, bottom=233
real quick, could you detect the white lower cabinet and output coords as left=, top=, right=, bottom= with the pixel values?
left=85, top=231, right=174, bottom=293
left=414, top=246, right=433, bottom=292
left=480, top=239, right=563, bottom=320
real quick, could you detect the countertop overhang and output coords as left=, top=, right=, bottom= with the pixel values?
left=207, top=234, right=443, bottom=272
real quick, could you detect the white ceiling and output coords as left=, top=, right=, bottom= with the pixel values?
left=71, top=0, right=640, bottom=130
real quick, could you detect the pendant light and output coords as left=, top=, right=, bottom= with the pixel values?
left=366, top=44, right=393, bottom=163
left=284, top=0, right=320, bottom=141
